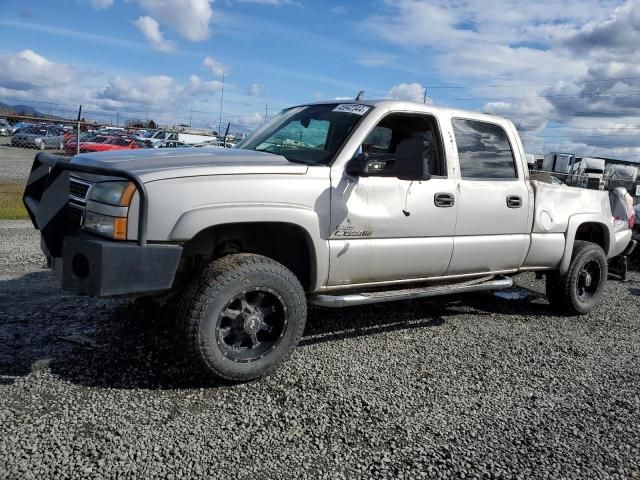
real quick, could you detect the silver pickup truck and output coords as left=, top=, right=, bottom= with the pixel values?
left=23, top=100, right=635, bottom=381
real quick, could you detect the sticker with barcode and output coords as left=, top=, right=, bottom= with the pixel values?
left=333, top=104, right=370, bottom=115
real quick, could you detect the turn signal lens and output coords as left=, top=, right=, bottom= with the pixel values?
left=83, top=211, right=128, bottom=240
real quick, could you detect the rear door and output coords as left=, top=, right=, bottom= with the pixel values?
left=447, top=118, right=530, bottom=275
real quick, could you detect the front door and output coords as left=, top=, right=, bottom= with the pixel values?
left=447, top=118, right=531, bottom=275
left=328, top=112, right=458, bottom=287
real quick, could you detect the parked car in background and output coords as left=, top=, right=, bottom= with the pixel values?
left=0, top=119, right=11, bottom=136
left=79, top=136, right=146, bottom=153
left=64, top=133, right=111, bottom=156
left=10, top=121, right=32, bottom=135
left=193, top=139, right=223, bottom=148
left=151, top=140, right=190, bottom=149
left=146, top=130, right=218, bottom=146
left=11, top=125, right=64, bottom=150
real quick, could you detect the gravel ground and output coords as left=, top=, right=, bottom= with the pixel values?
left=1, top=221, right=639, bottom=479
left=0, top=137, right=65, bottom=183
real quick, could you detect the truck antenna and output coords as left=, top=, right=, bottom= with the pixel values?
left=355, top=90, right=365, bottom=101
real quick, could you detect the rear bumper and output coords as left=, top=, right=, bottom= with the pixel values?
left=48, top=234, right=182, bottom=296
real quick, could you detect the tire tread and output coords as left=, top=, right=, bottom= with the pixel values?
left=177, top=253, right=307, bottom=381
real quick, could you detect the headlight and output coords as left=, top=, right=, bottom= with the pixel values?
left=88, top=181, right=136, bottom=206
left=83, top=181, right=136, bottom=240
left=83, top=211, right=128, bottom=240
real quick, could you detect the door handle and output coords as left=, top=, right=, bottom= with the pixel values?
left=434, top=192, right=455, bottom=208
left=506, top=195, right=522, bottom=208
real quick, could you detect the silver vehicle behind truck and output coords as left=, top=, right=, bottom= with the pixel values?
left=23, top=100, right=635, bottom=381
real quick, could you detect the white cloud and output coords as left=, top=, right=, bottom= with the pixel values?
left=248, top=83, right=263, bottom=96
left=334, top=96, right=353, bottom=100
left=387, top=83, right=430, bottom=103
left=483, top=97, right=555, bottom=132
left=203, top=56, right=229, bottom=78
left=98, top=73, right=223, bottom=108
left=134, top=16, right=176, bottom=53
left=186, top=75, right=224, bottom=95
left=229, top=112, right=264, bottom=129
left=365, top=0, right=640, bottom=159
left=136, top=0, right=213, bottom=42
left=98, top=75, right=178, bottom=106
left=0, top=50, right=73, bottom=91
left=90, top=0, right=114, bottom=9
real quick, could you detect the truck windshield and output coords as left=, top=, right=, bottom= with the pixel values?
left=237, top=103, right=371, bottom=165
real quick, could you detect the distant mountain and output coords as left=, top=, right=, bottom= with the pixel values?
left=12, top=104, right=41, bottom=115
left=0, top=102, right=64, bottom=120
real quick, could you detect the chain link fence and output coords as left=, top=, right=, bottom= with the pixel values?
left=0, top=110, right=248, bottom=220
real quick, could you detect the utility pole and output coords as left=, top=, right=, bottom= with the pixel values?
left=116, top=111, right=119, bottom=127
left=76, top=105, right=82, bottom=155
left=189, top=103, right=193, bottom=127
left=264, top=103, right=268, bottom=123
left=423, top=87, right=428, bottom=104
left=218, top=73, right=225, bottom=135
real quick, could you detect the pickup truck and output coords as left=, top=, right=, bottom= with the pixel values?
left=23, top=100, right=635, bottom=381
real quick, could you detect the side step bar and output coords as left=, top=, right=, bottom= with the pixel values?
left=309, top=275, right=513, bottom=308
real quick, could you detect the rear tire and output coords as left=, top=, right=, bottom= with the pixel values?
left=545, top=241, right=608, bottom=315
left=178, top=254, right=307, bottom=382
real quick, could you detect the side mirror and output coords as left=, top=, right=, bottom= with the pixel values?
left=346, top=153, right=370, bottom=177
left=395, top=135, right=431, bottom=181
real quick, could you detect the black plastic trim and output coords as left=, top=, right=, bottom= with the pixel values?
left=23, top=152, right=149, bottom=246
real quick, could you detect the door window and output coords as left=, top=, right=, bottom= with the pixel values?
left=360, top=113, right=445, bottom=177
left=452, top=119, right=517, bottom=180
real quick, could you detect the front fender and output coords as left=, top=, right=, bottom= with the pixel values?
left=169, top=203, right=329, bottom=290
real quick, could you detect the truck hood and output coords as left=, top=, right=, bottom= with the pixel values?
left=70, top=147, right=308, bottom=182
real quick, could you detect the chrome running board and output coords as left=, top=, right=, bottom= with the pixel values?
left=309, top=275, right=513, bottom=308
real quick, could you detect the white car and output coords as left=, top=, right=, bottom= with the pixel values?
left=0, top=119, right=10, bottom=136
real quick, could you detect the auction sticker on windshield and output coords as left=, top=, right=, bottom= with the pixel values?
left=333, top=104, right=370, bottom=115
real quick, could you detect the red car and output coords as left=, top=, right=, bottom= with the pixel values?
left=79, top=137, right=146, bottom=153
left=64, top=134, right=112, bottom=156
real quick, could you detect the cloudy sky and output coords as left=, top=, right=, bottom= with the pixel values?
left=0, top=0, right=639, bottom=159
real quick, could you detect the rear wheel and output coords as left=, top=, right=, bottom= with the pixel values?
left=178, top=254, right=307, bottom=382
left=545, top=241, right=607, bottom=315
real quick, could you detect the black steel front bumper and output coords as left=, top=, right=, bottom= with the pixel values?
left=24, top=152, right=182, bottom=296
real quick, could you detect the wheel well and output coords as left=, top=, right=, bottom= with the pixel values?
left=181, top=222, right=316, bottom=291
left=574, top=222, right=609, bottom=254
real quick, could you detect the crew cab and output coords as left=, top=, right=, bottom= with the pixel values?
left=23, top=100, right=635, bottom=381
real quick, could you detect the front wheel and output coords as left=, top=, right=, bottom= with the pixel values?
left=178, top=254, right=307, bottom=382
left=545, top=241, right=608, bottom=315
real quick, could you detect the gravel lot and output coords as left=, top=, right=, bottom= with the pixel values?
left=0, top=137, right=67, bottom=183
left=1, top=220, right=639, bottom=479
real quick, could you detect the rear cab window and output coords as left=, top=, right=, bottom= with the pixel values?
left=452, top=118, right=518, bottom=180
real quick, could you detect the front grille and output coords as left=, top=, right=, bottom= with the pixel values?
left=66, top=203, right=84, bottom=228
left=587, top=177, right=601, bottom=190
left=69, top=177, right=91, bottom=202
